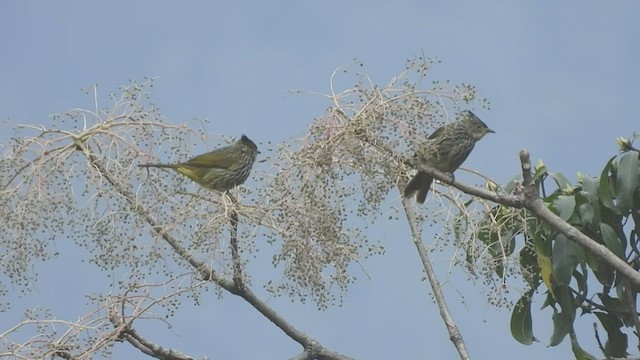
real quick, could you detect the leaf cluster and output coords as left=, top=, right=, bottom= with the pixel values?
left=478, top=135, right=640, bottom=358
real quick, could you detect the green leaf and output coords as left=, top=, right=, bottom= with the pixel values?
left=549, top=287, right=577, bottom=346
left=533, top=163, right=547, bottom=183
left=519, top=244, right=540, bottom=289
left=577, top=201, right=594, bottom=226
left=573, top=268, right=588, bottom=299
left=541, top=292, right=554, bottom=310
left=549, top=172, right=572, bottom=191
left=615, top=151, right=640, bottom=214
left=575, top=193, right=600, bottom=227
left=570, top=333, right=598, bottom=360
left=534, top=243, right=554, bottom=297
left=552, top=195, right=576, bottom=222
left=600, top=223, right=623, bottom=259
left=597, top=294, right=627, bottom=314
left=592, top=263, right=615, bottom=288
left=550, top=307, right=572, bottom=346
left=598, top=157, right=619, bottom=213
left=552, top=234, right=584, bottom=286
left=511, top=291, right=535, bottom=345
left=580, top=176, right=599, bottom=201
left=594, top=312, right=628, bottom=358
left=584, top=249, right=600, bottom=272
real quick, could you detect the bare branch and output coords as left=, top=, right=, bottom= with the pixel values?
left=109, top=310, right=195, bottom=360
left=401, top=196, right=470, bottom=360
left=88, top=145, right=352, bottom=360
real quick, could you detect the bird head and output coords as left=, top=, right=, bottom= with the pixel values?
left=460, top=110, right=495, bottom=140
left=239, top=135, right=260, bottom=154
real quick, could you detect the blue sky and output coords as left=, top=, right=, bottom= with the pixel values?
left=1, top=1, right=639, bottom=359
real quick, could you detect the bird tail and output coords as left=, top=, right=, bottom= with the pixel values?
left=138, top=163, right=178, bottom=169
left=404, top=171, right=433, bottom=204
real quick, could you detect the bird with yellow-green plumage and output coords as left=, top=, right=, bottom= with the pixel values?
left=138, top=135, right=259, bottom=192
left=404, top=110, right=494, bottom=204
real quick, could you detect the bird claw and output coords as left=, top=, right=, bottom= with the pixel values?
left=446, top=172, right=455, bottom=183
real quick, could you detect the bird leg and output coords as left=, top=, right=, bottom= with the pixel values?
left=445, top=172, right=455, bottom=183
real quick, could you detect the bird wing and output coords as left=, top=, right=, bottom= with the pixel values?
left=183, top=146, right=236, bottom=169
left=427, top=124, right=446, bottom=140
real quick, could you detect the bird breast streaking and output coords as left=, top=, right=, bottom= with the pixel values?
left=138, top=135, right=259, bottom=192
left=404, top=111, right=494, bottom=204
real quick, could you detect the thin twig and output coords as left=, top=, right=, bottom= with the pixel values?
left=401, top=194, right=471, bottom=360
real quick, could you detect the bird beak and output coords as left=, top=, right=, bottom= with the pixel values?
left=486, top=128, right=495, bottom=134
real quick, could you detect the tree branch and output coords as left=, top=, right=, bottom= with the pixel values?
left=411, top=160, right=525, bottom=209
left=516, top=150, right=640, bottom=288
left=88, top=152, right=353, bottom=360
left=401, top=197, right=471, bottom=360
left=108, top=306, right=195, bottom=360
left=404, top=149, right=640, bottom=288
left=226, top=193, right=244, bottom=287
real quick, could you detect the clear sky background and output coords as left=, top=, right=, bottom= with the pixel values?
left=1, top=1, right=639, bottom=359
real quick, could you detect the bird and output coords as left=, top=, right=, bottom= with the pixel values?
left=404, top=110, right=494, bottom=203
left=138, top=135, right=259, bottom=192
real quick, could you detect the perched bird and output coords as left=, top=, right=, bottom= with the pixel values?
left=138, top=135, right=259, bottom=192
left=404, top=111, right=494, bottom=203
